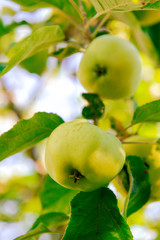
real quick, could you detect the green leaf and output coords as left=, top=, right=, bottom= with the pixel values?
left=156, top=139, right=160, bottom=152
left=123, top=156, right=151, bottom=218
left=15, top=212, right=68, bottom=240
left=89, top=0, right=142, bottom=12
left=0, top=19, right=28, bottom=38
left=31, top=212, right=69, bottom=230
left=144, top=1, right=160, bottom=9
left=40, top=175, right=78, bottom=214
left=146, top=22, right=160, bottom=62
left=11, top=0, right=160, bottom=14
left=21, top=50, right=48, bottom=75
left=89, top=0, right=160, bottom=12
left=0, top=173, right=41, bottom=201
left=63, top=188, right=133, bottom=240
left=132, top=100, right=160, bottom=124
left=11, top=0, right=49, bottom=8
left=82, top=93, right=105, bottom=120
left=14, top=223, right=51, bottom=240
left=0, top=63, right=6, bottom=74
left=52, top=45, right=79, bottom=61
left=0, top=25, right=64, bottom=76
left=0, top=112, right=64, bottom=161
left=11, top=0, right=82, bottom=20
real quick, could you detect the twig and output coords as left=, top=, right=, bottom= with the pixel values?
left=65, top=42, right=86, bottom=52
left=69, top=0, right=84, bottom=20
left=91, top=13, right=111, bottom=39
left=134, top=122, right=144, bottom=135
left=122, top=141, right=158, bottom=145
left=93, top=118, right=98, bottom=126
left=116, top=123, right=134, bottom=137
left=53, top=7, right=84, bottom=34
left=85, top=12, right=107, bottom=29
left=78, top=0, right=92, bottom=42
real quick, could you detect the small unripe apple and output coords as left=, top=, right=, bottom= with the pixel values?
left=45, top=120, right=125, bottom=191
left=123, top=136, right=160, bottom=201
left=77, top=35, right=141, bottom=100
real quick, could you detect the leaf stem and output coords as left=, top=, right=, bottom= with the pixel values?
left=134, top=122, right=144, bottom=135
left=91, top=13, right=111, bottom=38
left=69, top=0, right=84, bottom=20
left=85, top=12, right=107, bottom=29
left=65, top=42, right=86, bottom=52
left=15, top=229, right=51, bottom=240
left=53, top=7, right=84, bottom=34
left=116, top=123, right=134, bottom=137
left=78, top=0, right=92, bottom=42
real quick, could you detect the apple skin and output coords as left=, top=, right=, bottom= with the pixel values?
left=45, top=119, right=125, bottom=192
left=77, top=35, right=141, bottom=100
left=134, top=10, right=160, bottom=27
left=123, top=136, right=160, bottom=201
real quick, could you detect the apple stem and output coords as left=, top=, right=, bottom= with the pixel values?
left=69, top=170, right=83, bottom=183
left=93, top=118, right=98, bottom=126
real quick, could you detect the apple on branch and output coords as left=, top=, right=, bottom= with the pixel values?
left=45, top=120, right=125, bottom=192
left=77, top=35, right=142, bottom=100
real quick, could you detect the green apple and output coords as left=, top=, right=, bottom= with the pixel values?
left=123, top=136, right=160, bottom=201
left=134, top=10, right=160, bottom=26
left=77, top=35, right=141, bottom=100
left=45, top=119, right=125, bottom=191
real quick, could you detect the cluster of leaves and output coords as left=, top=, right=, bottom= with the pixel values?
left=0, top=0, right=160, bottom=240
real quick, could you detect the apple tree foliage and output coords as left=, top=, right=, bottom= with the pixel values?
left=0, top=0, right=160, bottom=239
